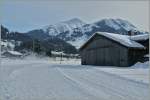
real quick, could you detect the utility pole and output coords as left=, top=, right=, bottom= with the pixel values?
left=60, top=44, right=63, bottom=64
left=32, top=38, right=34, bottom=54
left=0, top=26, right=1, bottom=68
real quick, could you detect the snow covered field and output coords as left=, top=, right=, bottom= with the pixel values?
left=0, top=57, right=149, bottom=100
left=98, top=61, right=149, bottom=84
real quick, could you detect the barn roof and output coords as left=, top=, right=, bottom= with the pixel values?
left=130, top=34, right=149, bottom=41
left=79, top=32, right=146, bottom=50
left=3, top=51, right=23, bottom=56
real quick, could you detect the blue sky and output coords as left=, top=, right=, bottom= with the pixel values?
left=1, top=0, right=149, bottom=32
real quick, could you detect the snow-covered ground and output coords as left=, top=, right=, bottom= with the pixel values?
left=0, top=57, right=149, bottom=100
left=98, top=61, right=149, bottom=84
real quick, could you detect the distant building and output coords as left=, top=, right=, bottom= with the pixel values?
left=2, top=51, right=23, bottom=58
left=79, top=32, right=148, bottom=67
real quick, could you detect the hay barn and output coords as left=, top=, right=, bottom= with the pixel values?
left=79, top=32, right=148, bottom=67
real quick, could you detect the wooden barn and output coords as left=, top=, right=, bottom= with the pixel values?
left=79, top=32, right=148, bottom=67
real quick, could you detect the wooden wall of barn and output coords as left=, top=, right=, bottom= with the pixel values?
left=81, top=35, right=129, bottom=66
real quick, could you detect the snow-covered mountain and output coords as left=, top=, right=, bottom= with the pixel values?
left=27, top=18, right=148, bottom=48
left=42, top=18, right=86, bottom=36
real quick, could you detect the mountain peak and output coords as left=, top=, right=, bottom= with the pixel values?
left=96, top=18, right=137, bottom=31
left=67, top=18, right=84, bottom=22
left=62, top=18, right=86, bottom=26
left=42, top=18, right=86, bottom=36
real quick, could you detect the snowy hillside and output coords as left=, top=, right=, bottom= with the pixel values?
left=27, top=18, right=148, bottom=48
left=0, top=57, right=149, bottom=100
left=1, top=40, right=15, bottom=51
left=102, top=18, right=137, bottom=31
left=1, top=40, right=21, bottom=53
left=1, top=25, right=78, bottom=54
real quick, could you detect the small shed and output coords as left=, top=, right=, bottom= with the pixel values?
left=79, top=32, right=147, bottom=67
